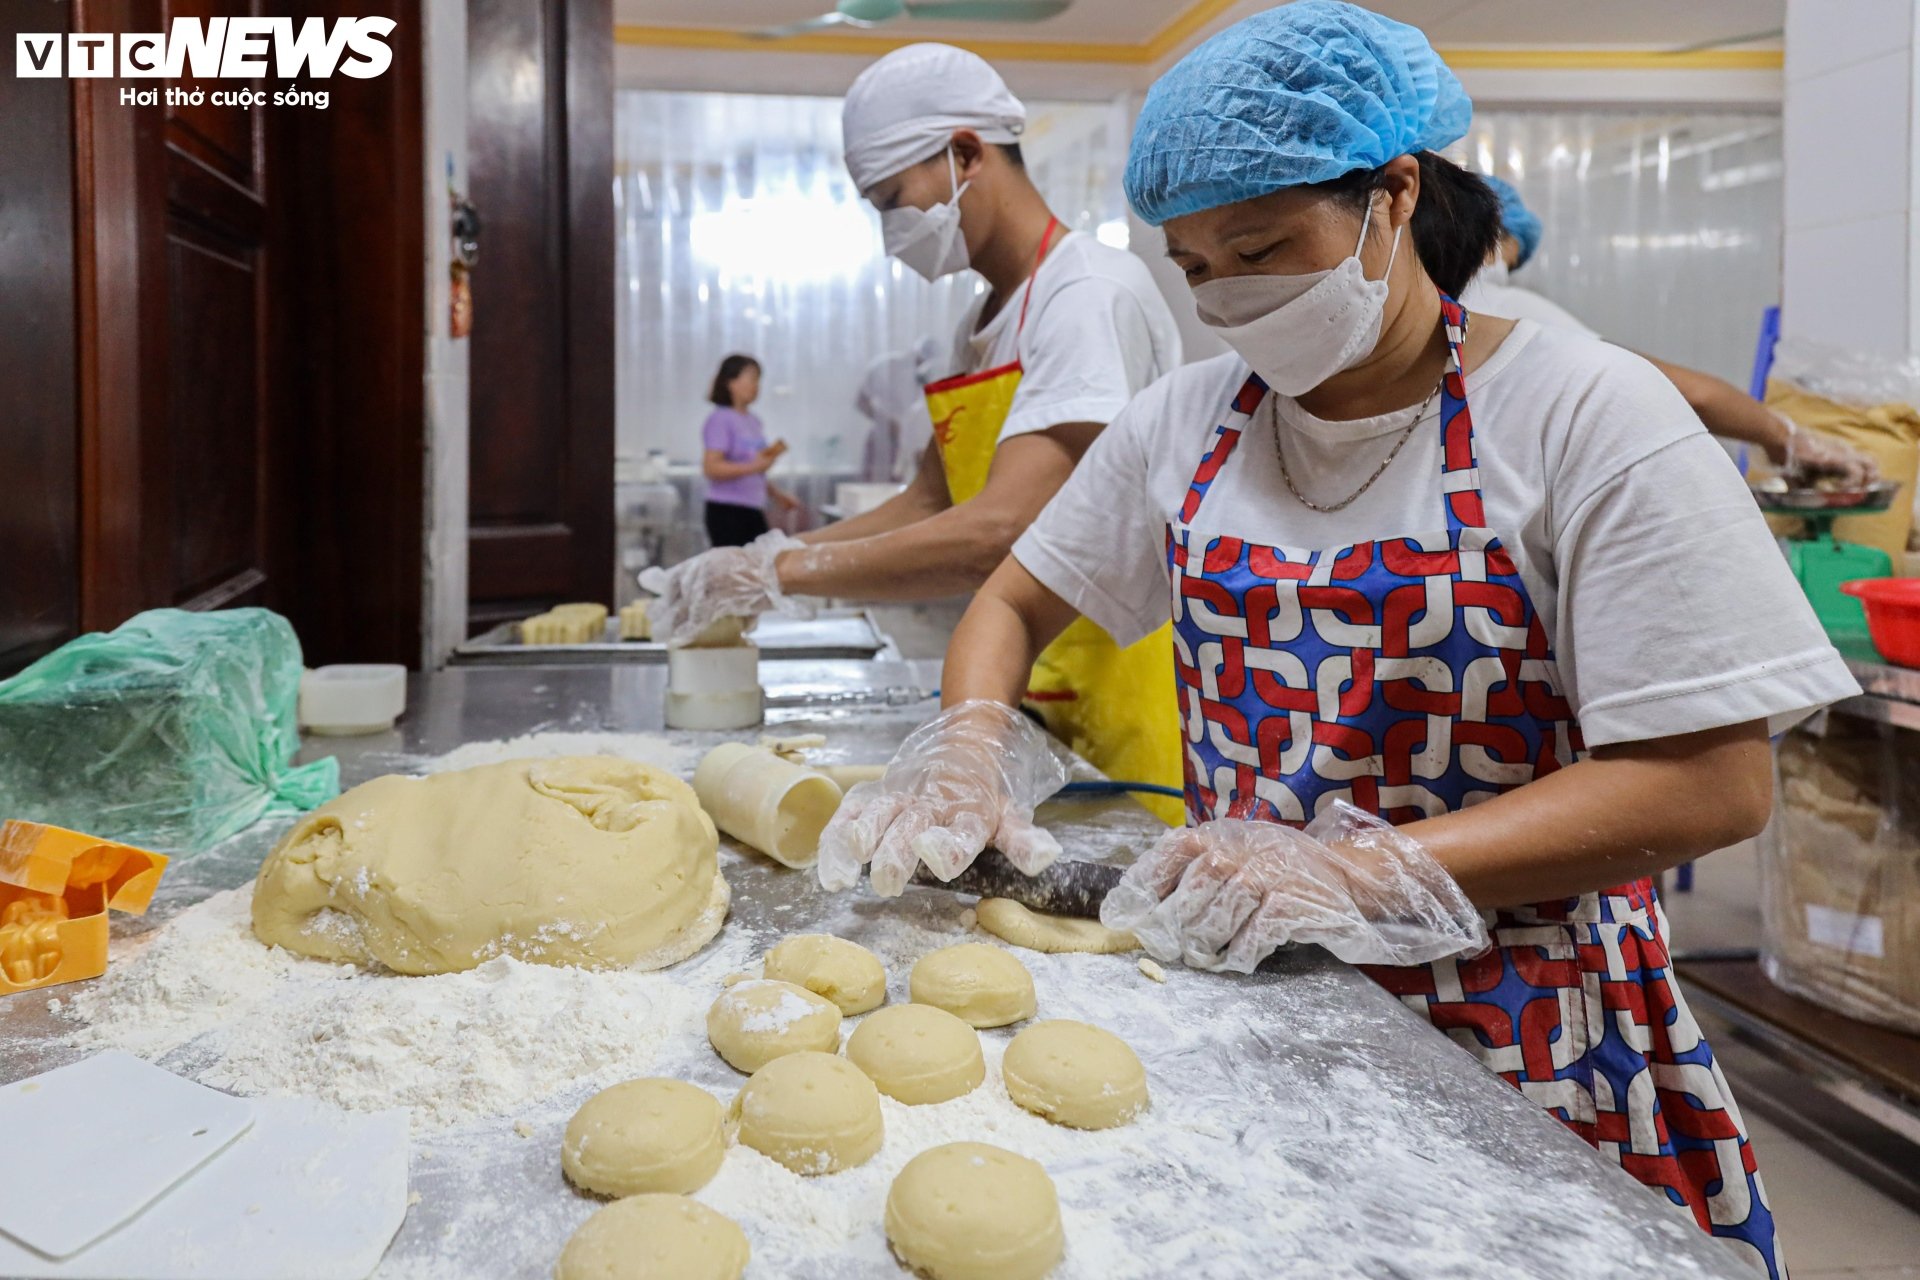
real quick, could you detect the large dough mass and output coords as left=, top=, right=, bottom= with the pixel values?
left=251, top=756, right=727, bottom=974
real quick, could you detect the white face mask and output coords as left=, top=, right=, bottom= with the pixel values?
left=881, top=149, right=971, bottom=281
left=1191, top=200, right=1402, bottom=396
left=1478, top=255, right=1510, bottom=287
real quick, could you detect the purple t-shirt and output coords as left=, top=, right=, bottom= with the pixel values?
left=702, top=407, right=767, bottom=508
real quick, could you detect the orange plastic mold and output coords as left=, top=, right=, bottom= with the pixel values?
left=0, top=820, right=168, bottom=995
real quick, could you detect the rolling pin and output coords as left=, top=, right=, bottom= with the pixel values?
left=908, top=849, right=1122, bottom=920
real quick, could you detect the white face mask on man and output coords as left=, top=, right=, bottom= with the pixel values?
left=1190, top=198, right=1403, bottom=396
left=881, top=148, right=971, bottom=281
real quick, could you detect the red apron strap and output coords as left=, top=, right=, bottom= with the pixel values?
left=1012, top=216, right=1063, bottom=342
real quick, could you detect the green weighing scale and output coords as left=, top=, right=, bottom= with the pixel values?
left=1753, top=479, right=1903, bottom=644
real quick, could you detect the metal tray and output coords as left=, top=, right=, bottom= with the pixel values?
left=449, top=608, right=894, bottom=666
left=1751, top=479, right=1902, bottom=514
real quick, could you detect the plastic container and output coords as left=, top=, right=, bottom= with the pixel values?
left=665, top=688, right=765, bottom=731
left=299, top=665, right=407, bottom=735
left=693, top=744, right=843, bottom=868
left=1840, top=578, right=1920, bottom=666
left=664, top=642, right=763, bottom=730
left=0, top=821, right=168, bottom=994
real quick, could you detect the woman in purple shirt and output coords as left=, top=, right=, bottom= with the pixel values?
left=701, top=354, right=797, bottom=547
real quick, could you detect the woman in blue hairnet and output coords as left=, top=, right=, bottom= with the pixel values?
left=816, top=4, right=1853, bottom=1273
left=1465, top=174, right=1879, bottom=487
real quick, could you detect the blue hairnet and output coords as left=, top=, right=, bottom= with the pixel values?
left=1126, top=1, right=1471, bottom=226
left=1479, top=173, right=1542, bottom=267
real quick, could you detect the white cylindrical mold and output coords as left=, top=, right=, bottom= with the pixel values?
left=665, top=688, right=765, bottom=731
left=693, top=743, right=844, bottom=868
left=299, top=664, right=407, bottom=735
left=666, top=643, right=760, bottom=696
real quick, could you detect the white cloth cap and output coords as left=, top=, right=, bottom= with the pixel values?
left=841, top=43, right=1026, bottom=193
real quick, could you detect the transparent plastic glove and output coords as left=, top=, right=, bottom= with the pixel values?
left=1099, top=801, right=1489, bottom=973
left=816, top=700, right=1069, bottom=897
left=637, top=530, right=815, bottom=646
left=1780, top=415, right=1880, bottom=489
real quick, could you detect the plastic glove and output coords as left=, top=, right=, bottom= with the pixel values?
left=816, top=700, right=1069, bottom=897
left=1779, top=415, right=1880, bottom=489
left=638, top=530, right=814, bottom=646
left=1099, top=801, right=1488, bottom=973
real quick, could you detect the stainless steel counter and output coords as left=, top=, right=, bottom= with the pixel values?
left=0, top=662, right=1751, bottom=1278
left=1834, top=635, right=1920, bottom=729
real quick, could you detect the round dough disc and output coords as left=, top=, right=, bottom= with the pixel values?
left=731, top=1050, right=883, bottom=1176
left=1002, top=1019, right=1149, bottom=1130
left=885, top=1142, right=1063, bottom=1280
left=763, top=934, right=887, bottom=1015
left=976, top=897, right=1138, bottom=955
left=554, top=1193, right=749, bottom=1280
left=706, top=979, right=842, bottom=1074
left=845, top=1003, right=984, bottom=1105
left=909, top=943, right=1036, bottom=1029
left=562, top=1078, right=725, bottom=1198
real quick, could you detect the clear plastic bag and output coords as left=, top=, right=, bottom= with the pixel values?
left=0, top=609, right=339, bottom=853
left=1762, top=720, right=1920, bottom=1034
left=1772, top=338, right=1920, bottom=411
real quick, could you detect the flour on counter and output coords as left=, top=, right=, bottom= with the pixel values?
left=59, top=888, right=753, bottom=1131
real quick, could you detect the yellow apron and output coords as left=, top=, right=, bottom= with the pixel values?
left=922, top=220, right=1183, bottom=825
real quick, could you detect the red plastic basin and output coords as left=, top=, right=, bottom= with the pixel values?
left=1841, top=577, right=1920, bottom=667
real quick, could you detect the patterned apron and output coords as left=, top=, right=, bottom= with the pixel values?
left=1166, top=295, right=1784, bottom=1278
left=922, top=220, right=1185, bottom=825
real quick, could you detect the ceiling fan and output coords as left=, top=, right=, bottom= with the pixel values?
left=753, top=0, right=1073, bottom=40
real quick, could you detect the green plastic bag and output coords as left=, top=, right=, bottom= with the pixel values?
left=0, top=608, right=339, bottom=853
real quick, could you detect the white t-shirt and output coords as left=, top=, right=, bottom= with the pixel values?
left=950, top=230, right=1183, bottom=441
left=1459, top=275, right=1598, bottom=338
left=1013, top=321, right=1857, bottom=748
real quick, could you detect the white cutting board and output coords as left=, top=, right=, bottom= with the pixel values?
left=0, top=1051, right=255, bottom=1259
left=0, top=1097, right=411, bottom=1280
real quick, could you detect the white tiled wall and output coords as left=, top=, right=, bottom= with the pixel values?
left=1781, top=0, right=1920, bottom=357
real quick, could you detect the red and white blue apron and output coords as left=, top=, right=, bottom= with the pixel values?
left=1166, top=295, right=1783, bottom=1278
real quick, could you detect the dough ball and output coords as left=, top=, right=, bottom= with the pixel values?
left=909, top=943, right=1035, bottom=1028
left=706, top=979, right=842, bottom=1074
left=845, top=1003, right=984, bottom=1105
left=1002, top=1019, right=1149, bottom=1130
left=554, top=1193, right=748, bottom=1280
left=252, top=757, right=726, bottom=975
left=731, top=1050, right=882, bottom=1176
left=561, top=1078, right=725, bottom=1198
left=977, top=897, right=1139, bottom=955
left=885, top=1143, right=1063, bottom=1280
left=763, top=934, right=886, bottom=1015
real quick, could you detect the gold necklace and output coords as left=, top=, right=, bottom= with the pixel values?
left=1272, top=382, right=1441, bottom=514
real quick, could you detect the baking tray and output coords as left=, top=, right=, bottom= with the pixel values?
left=450, top=608, right=894, bottom=666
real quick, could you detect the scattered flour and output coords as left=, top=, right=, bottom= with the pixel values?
left=60, top=888, right=753, bottom=1131
left=34, top=723, right=1733, bottom=1278
left=727, top=981, right=826, bottom=1033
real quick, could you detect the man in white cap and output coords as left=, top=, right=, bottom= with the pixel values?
left=645, top=43, right=1186, bottom=822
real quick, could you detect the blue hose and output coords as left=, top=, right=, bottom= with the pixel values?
left=1056, top=780, right=1185, bottom=800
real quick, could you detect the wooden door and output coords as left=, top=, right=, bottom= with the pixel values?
left=42, top=0, right=428, bottom=670
left=0, top=2, right=82, bottom=672
left=466, top=0, right=615, bottom=630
